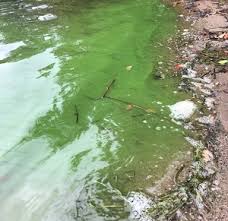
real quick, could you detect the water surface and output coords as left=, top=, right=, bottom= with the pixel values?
left=0, top=0, right=190, bottom=220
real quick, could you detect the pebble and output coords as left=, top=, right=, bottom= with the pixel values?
left=213, top=180, right=220, bottom=186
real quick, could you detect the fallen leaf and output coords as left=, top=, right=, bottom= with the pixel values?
left=146, top=108, right=155, bottom=113
left=224, top=33, right=228, bottom=40
left=126, top=65, right=133, bottom=71
left=218, top=60, right=228, bottom=65
left=219, top=33, right=228, bottom=40
left=126, top=104, right=133, bottom=111
left=202, top=149, right=213, bottom=162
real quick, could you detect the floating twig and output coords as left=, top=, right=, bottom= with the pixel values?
left=75, top=200, right=83, bottom=218
left=125, top=170, right=135, bottom=179
left=74, top=104, right=79, bottom=124
left=85, top=79, right=155, bottom=113
left=101, top=79, right=116, bottom=98
left=84, top=95, right=100, bottom=101
left=105, top=96, right=155, bottom=113
left=84, top=79, right=116, bottom=100
left=131, top=113, right=145, bottom=118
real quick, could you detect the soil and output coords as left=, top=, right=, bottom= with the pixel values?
left=168, top=0, right=228, bottom=220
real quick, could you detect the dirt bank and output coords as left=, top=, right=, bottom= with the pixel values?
left=169, top=0, right=228, bottom=220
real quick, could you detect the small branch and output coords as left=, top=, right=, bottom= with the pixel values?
left=74, top=104, right=79, bottom=124
left=200, top=71, right=212, bottom=78
left=131, top=113, right=145, bottom=118
left=84, top=79, right=155, bottom=113
left=105, top=96, right=155, bottom=113
left=101, top=79, right=116, bottom=98
left=84, top=95, right=100, bottom=101
left=84, top=79, right=116, bottom=100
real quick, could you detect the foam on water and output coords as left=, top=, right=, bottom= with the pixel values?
left=169, top=100, right=197, bottom=120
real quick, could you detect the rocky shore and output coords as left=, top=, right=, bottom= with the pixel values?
left=168, top=0, right=228, bottom=220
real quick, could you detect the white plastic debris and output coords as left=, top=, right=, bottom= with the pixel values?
left=32, top=4, right=49, bottom=10
left=169, top=100, right=197, bottom=120
left=38, top=14, right=57, bottom=21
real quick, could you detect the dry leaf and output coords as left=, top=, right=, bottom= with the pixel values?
left=202, top=149, right=213, bottom=162
left=126, top=65, right=133, bottom=71
left=146, top=108, right=155, bottom=113
left=218, top=60, right=228, bottom=65
left=175, top=64, right=184, bottom=71
left=126, top=104, right=133, bottom=111
left=224, top=33, right=228, bottom=40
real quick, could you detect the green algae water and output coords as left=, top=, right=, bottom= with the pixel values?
left=0, top=0, right=191, bottom=220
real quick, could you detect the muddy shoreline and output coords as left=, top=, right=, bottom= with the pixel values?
left=160, top=0, right=228, bottom=220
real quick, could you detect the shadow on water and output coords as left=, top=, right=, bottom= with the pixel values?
left=0, top=0, right=191, bottom=220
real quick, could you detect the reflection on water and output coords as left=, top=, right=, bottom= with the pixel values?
left=0, top=49, right=60, bottom=155
left=0, top=0, right=190, bottom=220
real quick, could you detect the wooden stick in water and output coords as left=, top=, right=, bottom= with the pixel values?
left=74, top=104, right=79, bottom=123
left=101, top=79, right=116, bottom=98
left=105, top=96, right=155, bottom=113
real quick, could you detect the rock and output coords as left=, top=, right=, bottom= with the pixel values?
left=127, top=192, right=153, bottom=221
left=202, top=149, right=214, bottom=162
left=195, top=14, right=228, bottom=31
